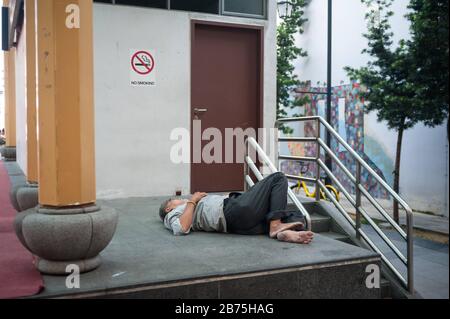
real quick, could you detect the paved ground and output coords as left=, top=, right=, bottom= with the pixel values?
left=339, top=194, right=449, bottom=298
left=3, top=161, right=448, bottom=298
left=311, top=193, right=449, bottom=299
left=340, top=196, right=449, bottom=236
left=405, top=238, right=448, bottom=299
left=360, top=225, right=449, bottom=299
left=2, top=160, right=27, bottom=188
left=36, top=196, right=378, bottom=298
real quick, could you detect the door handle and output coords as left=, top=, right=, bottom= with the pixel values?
left=194, top=108, right=208, bottom=114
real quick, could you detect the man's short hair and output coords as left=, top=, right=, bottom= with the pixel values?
left=159, top=199, right=172, bottom=221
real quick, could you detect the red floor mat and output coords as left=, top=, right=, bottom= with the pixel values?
left=0, top=161, right=43, bottom=299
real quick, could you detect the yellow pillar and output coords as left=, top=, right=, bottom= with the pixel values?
left=24, top=0, right=38, bottom=183
left=4, top=48, right=16, bottom=148
left=14, top=0, right=117, bottom=275
left=36, top=0, right=96, bottom=206
left=3, top=0, right=15, bottom=148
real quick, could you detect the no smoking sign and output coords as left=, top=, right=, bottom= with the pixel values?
left=130, top=49, right=156, bottom=87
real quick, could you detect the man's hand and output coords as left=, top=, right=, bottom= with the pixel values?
left=179, top=192, right=207, bottom=234
left=191, top=192, right=207, bottom=204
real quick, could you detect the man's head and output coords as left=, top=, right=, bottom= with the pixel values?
left=159, top=198, right=187, bottom=221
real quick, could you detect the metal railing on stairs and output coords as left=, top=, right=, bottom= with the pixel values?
left=244, top=137, right=312, bottom=232
left=276, top=116, right=414, bottom=294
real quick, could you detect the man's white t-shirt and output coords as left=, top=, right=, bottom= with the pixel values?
left=164, top=195, right=228, bottom=236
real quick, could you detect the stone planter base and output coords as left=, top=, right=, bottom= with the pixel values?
left=0, top=146, right=17, bottom=161
left=10, top=184, right=39, bottom=212
left=36, top=256, right=102, bottom=275
left=15, top=204, right=118, bottom=275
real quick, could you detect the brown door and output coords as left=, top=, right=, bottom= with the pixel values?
left=191, top=22, right=262, bottom=193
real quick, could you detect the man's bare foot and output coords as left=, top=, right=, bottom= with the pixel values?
left=269, top=222, right=304, bottom=239
left=276, top=230, right=314, bottom=244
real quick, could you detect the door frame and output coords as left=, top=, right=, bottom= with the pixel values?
left=190, top=20, right=265, bottom=193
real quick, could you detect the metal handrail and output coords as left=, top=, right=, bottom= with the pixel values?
left=277, top=116, right=414, bottom=294
left=244, top=137, right=312, bottom=231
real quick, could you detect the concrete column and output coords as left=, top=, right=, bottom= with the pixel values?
left=24, top=0, right=38, bottom=184
left=4, top=48, right=16, bottom=147
left=36, top=0, right=97, bottom=206
left=10, top=0, right=39, bottom=213
left=1, top=45, right=17, bottom=160
left=14, top=0, right=118, bottom=275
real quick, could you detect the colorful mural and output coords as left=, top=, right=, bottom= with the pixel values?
left=280, top=82, right=390, bottom=199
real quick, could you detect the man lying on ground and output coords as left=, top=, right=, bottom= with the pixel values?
left=159, top=172, right=314, bottom=244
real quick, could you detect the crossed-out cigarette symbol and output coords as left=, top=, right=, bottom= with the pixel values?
left=132, top=51, right=155, bottom=75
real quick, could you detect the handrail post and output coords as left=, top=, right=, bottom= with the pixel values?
left=275, top=121, right=280, bottom=173
left=244, top=140, right=250, bottom=192
left=315, top=118, right=321, bottom=202
left=277, top=116, right=415, bottom=293
left=355, top=162, right=362, bottom=240
left=248, top=136, right=312, bottom=230
left=244, top=141, right=249, bottom=192
left=407, top=211, right=414, bottom=295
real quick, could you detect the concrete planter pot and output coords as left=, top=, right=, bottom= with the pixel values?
left=14, top=205, right=119, bottom=275
left=0, top=146, right=17, bottom=161
left=10, top=184, right=39, bottom=212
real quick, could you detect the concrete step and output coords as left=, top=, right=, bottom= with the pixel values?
left=320, top=231, right=350, bottom=243
left=311, top=234, right=391, bottom=298
left=381, top=278, right=392, bottom=299
left=301, top=199, right=409, bottom=299
left=310, top=214, right=332, bottom=233
left=30, top=196, right=383, bottom=299
left=286, top=202, right=331, bottom=233
left=34, top=233, right=383, bottom=299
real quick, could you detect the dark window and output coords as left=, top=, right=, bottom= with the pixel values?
left=170, top=0, right=219, bottom=14
left=223, top=0, right=265, bottom=17
left=115, top=0, right=168, bottom=9
left=94, top=0, right=168, bottom=9
left=92, top=0, right=266, bottom=19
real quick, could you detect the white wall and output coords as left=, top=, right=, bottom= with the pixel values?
left=296, top=0, right=411, bottom=86
left=400, top=123, right=448, bottom=215
left=295, top=0, right=449, bottom=216
left=15, top=31, right=27, bottom=176
left=94, top=3, right=277, bottom=199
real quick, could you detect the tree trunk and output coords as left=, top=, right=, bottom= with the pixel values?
left=393, top=126, right=405, bottom=224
